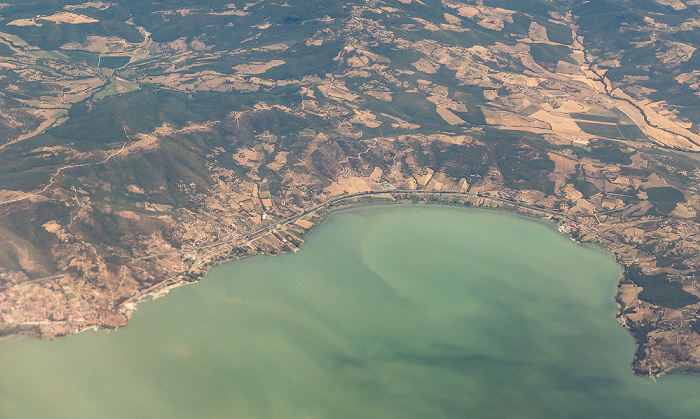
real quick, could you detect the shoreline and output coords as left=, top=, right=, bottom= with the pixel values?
left=0, top=191, right=656, bottom=377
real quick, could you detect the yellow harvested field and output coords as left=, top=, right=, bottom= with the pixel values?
left=530, top=110, right=582, bottom=133
left=483, top=90, right=497, bottom=100
left=548, top=152, right=578, bottom=175
left=571, top=50, right=585, bottom=65
left=528, top=22, right=549, bottom=42
left=233, top=147, right=263, bottom=167
left=436, top=106, right=465, bottom=125
left=671, top=203, right=697, bottom=219
left=444, top=13, right=461, bottom=24
left=209, top=10, right=249, bottom=16
left=64, top=2, right=112, bottom=11
left=8, top=18, right=43, bottom=27
left=618, top=284, right=639, bottom=308
left=294, top=219, right=314, bottom=229
left=381, top=113, right=419, bottom=129
left=415, top=168, right=434, bottom=187
left=411, top=58, right=438, bottom=73
left=411, top=17, right=440, bottom=31
left=233, top=60, right=285, bottom=75
left=42, top=221, right=62, bottom=234
left=654, top=0, right=686, bottom=10
left=483, top=109, right=549, bottom=130
left=457, top=6, right=479, bottom=18
left=146, top=203, right=173, bottom=212
left=369, top=167, right=383, bottom=182
left=559, top=99, right=590, bottom=113
left=347, top=55, right=369, bottom=67
left=46, top=12, right=99, bottom=24
left=641, top=173, right=669, bottom=189
left=555, top=61, right=582, bottom=75
left=121, top=134, right=160, bottom=155
left=326, top=176, right=373, bottom=195
left=0, top=31, right=29, bottom=47
left=318, top=83, right=359, bottom=102
left=478, top=10, right=515, bottom=31
left=115, top=211, right=141, bottom=221
left=350, top=109, right=382, bottom=128
left=563, top=183, right=583, bottom=202
left=365, top=90, right=392, bottom=101
left=427, top=95, right=468, bottom=113
left=266, top=151, right=289, bottom=171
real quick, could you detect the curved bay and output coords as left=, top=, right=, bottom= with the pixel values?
left=0, top=206, right=699, bottom=418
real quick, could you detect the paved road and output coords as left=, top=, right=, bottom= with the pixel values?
left=2, top=189, right=632, bottom=289
left=0, top=274, right=66, bottom=291
left=142, top=188, right=630, bottom=259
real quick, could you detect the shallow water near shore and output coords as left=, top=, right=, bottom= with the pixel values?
left=1, top=205, right=700, bottom=418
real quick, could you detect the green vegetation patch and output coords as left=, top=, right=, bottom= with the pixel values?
left=618, top=124, right=648, bottom=141
left=610, top=107, right=636, bottom=125
left=4, top=20, right=143, bottom=51
left=92, top=79, right=140, bottom=101
left=528, top=43, right=576, bottom=65
left=626, top=265, right=699, bottom=309
left=99, top=55, right=131, bottom=69
left=62, top=50, right=100, bottom=67
left=573, top=113, right=647, bottom=141
left=627, top=320, right=654, bottom=363
left=0, top=170, right=51, bottom=191
left=574, top=142, right=633, bottom=165
left=0, top=43, right=14, bottom=57
left=570, top=113, right=619, bottom=123
left=0, top=325, right=39, bottom=339
left=644, top=186, right=685, bottom=215
left=543, top=21, right=573, bottom=45
left=429, top=143, right=490, bottom=181
left=521, top=104, right=540, bottom=116
left=484, top=130, right=555, bottom=194
left=46, top=88, right=245, bottom=150
left=656, top=253, right=694, bottom=269
left=575, top=121, right=623, bottom=139
left=0, top=201, right=70, bottom=255
left=0, top=241, right=22, bottom=271
left=572, top=179, right=600, bottom=199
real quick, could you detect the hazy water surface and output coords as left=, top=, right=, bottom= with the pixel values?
left=1, top=206, right=700, bottom=418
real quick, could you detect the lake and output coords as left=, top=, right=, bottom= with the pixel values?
left=1, top=205, right=699, bottom=418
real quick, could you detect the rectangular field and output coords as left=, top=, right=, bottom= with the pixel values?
left=575, top=121, right=624, bottom=139
left=569, top=113, right=619, bottom=123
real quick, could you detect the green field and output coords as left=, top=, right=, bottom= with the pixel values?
left=618, top=124, right=648, bottom=141
left=610, top=107, right=636, bottom=125
left=627, top=265, right=699, bottom=309
left=570, top=113, right=619, bottom=123
left=575, top=121, right=624, bottom=139
left=62, top=50, right=100, bottom=67
left=92, top=79, right=140, bottom=101
left=645, top=186, right=685, bottom=215
left=572, top=113, right=646, bottom=141
left=99, top=55, right=132, bottom=69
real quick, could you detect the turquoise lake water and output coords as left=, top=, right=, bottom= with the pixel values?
left=1, top=205, right=700, bottom=418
